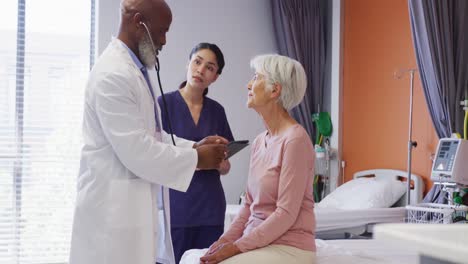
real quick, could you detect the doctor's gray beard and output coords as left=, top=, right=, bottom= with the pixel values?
left=138, top=33, right=156, bottom=68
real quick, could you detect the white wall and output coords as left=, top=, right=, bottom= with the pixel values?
left=96, top=0, right=277, bottom=203
left=329, top=0, right=344, bottom=191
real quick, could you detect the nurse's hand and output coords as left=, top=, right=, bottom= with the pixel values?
left=218, top=159, right=231, bottom=175
left=193, top=135, right=229, bottom=148
left=200, top=242, right=241, bottom=264
left=196, top=144, right=227, bottom=170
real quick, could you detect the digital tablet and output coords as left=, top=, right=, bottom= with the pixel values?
left=226, top=140, right=249, bottom=159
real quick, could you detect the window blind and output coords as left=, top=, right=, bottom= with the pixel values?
left=0, top=0, right=94, bottom=263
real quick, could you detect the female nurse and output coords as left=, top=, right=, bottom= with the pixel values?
left=157, top=42, right=234, bottom=264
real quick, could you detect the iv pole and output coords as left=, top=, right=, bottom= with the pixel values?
left=394, top=68, right=418, bottom=205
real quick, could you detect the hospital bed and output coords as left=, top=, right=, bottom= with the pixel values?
left=318, top=223, right=468, bottom=264
left=225, top=169, right=425, bottom=239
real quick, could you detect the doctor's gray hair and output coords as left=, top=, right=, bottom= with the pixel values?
left=250, top=54, right=307, bottom=111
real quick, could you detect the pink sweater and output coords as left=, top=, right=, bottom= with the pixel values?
left=221, top=124, right=316, bottom=253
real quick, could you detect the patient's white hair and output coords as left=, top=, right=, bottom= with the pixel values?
left=250, top=54, right=307, bottom=111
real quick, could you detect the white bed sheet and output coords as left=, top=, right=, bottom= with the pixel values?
left=225, top=204, right=406, bottom=233
left=315, top=206, right=406, bottom=232
left=180, top=239, right=419, bottom=264
left=315, top=239, right=419, bottom=264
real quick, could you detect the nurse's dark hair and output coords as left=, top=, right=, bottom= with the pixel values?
left=179, top=42, right=225, bottom=96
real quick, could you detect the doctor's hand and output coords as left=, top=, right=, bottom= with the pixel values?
left=196, top=144, right=227, bottom=170
left=200, top=241, right=241, bottom=264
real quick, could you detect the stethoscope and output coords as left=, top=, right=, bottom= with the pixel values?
left=140, top=21, right=176, bottom=146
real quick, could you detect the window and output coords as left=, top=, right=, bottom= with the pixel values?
left=0, top=0, right=94, bottom=263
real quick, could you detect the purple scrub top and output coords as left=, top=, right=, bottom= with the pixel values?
left=157, top=90, right=234, bottom=227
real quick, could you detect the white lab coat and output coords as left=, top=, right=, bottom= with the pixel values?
left=69, top=39, right=198, bottom=264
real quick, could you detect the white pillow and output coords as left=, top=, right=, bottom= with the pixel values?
left=317, top=178, right=406, bottom=210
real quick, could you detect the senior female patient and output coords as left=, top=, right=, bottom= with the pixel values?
left=195, top=54, right=316, bottom=264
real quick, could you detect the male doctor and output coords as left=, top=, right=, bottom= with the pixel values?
left=69, top=0, right=228, bottom=263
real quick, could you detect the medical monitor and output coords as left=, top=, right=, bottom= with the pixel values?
left=431, top=138, right=468, bottom=185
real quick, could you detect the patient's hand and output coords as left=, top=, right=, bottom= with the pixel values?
left=206, top=238, right=228, bottom=255
left=200, top=241, right=240, bottom=264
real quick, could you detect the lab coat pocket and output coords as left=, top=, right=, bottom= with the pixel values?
left=107, top=178, right=153, bottom=229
